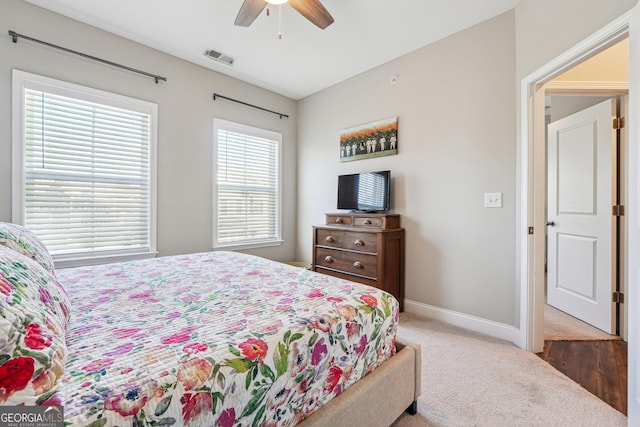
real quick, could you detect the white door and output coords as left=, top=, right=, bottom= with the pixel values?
left=547, top=99, right=616, bottom=334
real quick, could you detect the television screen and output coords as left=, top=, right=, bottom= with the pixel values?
left=337, top=171, right=390, bottom=212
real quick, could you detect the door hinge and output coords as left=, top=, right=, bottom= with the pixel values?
left=528, top=226, right=534, bottom=235
left=612, top=205, right=625, bottom=216
left=613, top=291, right=625, bottom=304
left=613, top=117, right=625, bottom=130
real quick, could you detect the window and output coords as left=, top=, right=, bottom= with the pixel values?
left=12, top=70, right=157, bottom=267
left=213, top=119, right=281, bottom=249
left=357, top=173, right=386, bottom=210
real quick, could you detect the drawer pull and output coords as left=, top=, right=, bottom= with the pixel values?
left=364, top=219, right=372, bottom=225
left=325, top=236, right=335, bottom=243
left=324, top=256, right=334, bottom=263
left=353, top=261, right=364, bottom=269
left=335, top=217, right=344, bottom=224
left=354, top=239, right=365, bottom=246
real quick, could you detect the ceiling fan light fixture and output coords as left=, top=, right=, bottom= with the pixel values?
left=235, top=0, right=333, bottom=29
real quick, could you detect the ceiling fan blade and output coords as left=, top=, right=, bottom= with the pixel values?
left=235, top=0, right=267, bottom=27
left=288, top=0, right=334, bottom=29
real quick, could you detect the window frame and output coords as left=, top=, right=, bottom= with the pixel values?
left=12, top=69, right=158, bottom=268
left=212, top=118, right=283, bottom=250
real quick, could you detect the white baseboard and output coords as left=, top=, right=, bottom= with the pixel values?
left=403, top=299, right=523, bottom=347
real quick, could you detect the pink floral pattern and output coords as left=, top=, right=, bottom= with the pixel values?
left=0, top=244, right=70, bottom=406
left=57, top=251, right=398, bottom=426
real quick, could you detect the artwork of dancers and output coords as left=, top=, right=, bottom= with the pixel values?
left=339, top=117, right=398, bottom=162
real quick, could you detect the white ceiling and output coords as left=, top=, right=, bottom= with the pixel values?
left=24, top=0, right=520, bottom=100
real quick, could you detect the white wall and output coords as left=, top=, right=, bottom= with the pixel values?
left=549, top=95, right=612, bottom=122
left=0, top=0, right=297, bottom=261
left=554, top=38, right=629, bottom=83
left=296, top=12, right=517, bottom=326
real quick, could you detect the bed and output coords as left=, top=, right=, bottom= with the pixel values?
left=0, top=222, right=420, bottom=426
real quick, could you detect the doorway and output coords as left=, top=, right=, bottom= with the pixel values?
left=539, top=36, right=629, bottom=341
left=519, top=20, right=630, bottom=353
left=545, top=94, right=625, bottom=337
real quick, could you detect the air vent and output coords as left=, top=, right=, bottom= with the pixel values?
left=205, top=49, right=235, bottom=66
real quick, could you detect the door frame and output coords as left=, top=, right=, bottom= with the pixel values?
left=518, top=13, right=630, bottom=353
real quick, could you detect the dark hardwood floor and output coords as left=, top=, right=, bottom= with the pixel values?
left=537, top=340, right=628, bottom=415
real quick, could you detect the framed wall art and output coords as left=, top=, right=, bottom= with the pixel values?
left=340, top=116, right=398, bottom=162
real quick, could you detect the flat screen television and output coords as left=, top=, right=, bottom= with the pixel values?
left=337, top=170, right=390, bottom=212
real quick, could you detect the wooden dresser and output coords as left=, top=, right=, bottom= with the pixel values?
left=312, top=213, right=405, bottom=311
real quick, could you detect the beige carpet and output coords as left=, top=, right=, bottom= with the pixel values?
left=390, top=313, right=626, bottom=427
left=544, top=304, right=619, bottom=341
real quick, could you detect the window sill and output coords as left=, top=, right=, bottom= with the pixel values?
left=213, top=239, right=283, bottom=251
left=54, top=251, right=158, bottom=269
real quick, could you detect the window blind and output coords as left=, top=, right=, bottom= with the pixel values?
left=215, top=124, right=280, bottom=247
left=23, top=88, right=152, bottom=258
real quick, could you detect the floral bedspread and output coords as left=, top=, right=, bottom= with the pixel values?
left=57, top=251, right=398, bottom=426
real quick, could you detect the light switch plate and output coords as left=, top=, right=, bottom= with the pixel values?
left=484, top=192, right=502, bottom=208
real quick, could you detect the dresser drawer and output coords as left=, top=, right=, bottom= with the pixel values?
left=315, top=247, right=377, bottom=279
left=316, top=229, right=377, bottom=254
left=325, top=214, right=353, bottom=226
left=353, top=216, right=383, bottom=227
left=325, top=213, right=400, bottom=229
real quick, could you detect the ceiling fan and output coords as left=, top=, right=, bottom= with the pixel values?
left=235, top=0, right=334, bottom=30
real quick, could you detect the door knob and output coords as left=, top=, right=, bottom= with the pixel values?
left=546, top=221, right=555, bottom=227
